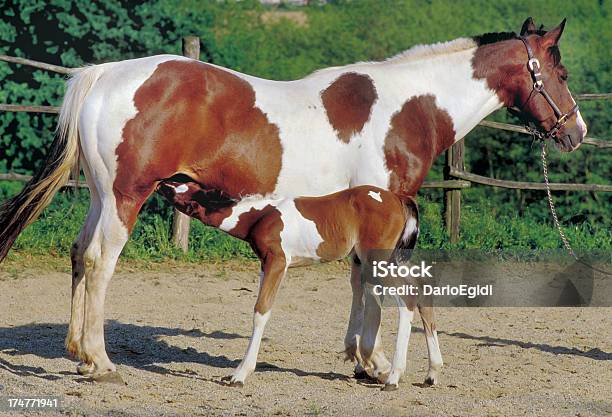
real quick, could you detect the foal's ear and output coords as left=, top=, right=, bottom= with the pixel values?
left=520, top=17, right=536, bottom=35
left=542, top=18, right=566, bottom=47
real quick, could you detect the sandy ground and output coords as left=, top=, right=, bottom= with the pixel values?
left=0, top=260, right=610, bottom=417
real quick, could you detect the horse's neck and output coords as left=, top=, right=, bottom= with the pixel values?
left=385, top=47, right=504, bottom=154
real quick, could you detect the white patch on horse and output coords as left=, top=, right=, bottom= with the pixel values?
left=403, top=217, right=418, bottom=242
left=277, top=200, right=324, bottom=265
left=174, top=184, right=188, bottom=193
left=576, top=110, right=588, bottom=138
left=368, top=190, right=383, bottom=202
left=218, top=195, right=280, bottom=233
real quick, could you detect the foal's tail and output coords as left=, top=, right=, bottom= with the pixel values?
left=0, top=65, right=104, bottom=262
left=392, top=197, right=419, bottom=263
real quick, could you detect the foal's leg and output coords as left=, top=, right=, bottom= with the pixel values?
left=359, top=281, right=391, bottom=382
left=344, top=255, right=366, bottom=376
left=419, top=305, right=443, bottom=385
left=230, top=252, right=287, bottom=386
left=382, top=295, right=414, bottom=391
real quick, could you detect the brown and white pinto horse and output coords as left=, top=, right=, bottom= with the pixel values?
left=158, top=181, right=430, bottom=388
left=0, top=18, right=586, bottom=385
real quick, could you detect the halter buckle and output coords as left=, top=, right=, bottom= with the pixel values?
left=528, top=57, right=541, bottom=72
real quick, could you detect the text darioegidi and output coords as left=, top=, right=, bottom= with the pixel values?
left=372, top=261, right=433, bottom=278
left=372, top=284, right=493, bottom=299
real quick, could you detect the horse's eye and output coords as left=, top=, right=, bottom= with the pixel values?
left=559, top=73, right=568, bottom=82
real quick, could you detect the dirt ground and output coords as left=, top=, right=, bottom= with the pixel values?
left=0, top=260, right=610, bottom=417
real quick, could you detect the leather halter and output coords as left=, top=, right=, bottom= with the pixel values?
left=515, top=36, right=579, bottom=139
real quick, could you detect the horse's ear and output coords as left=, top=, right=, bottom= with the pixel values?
left=542, top=18, right=566, bottom=47
left=520, top=17, right=536, bottom=35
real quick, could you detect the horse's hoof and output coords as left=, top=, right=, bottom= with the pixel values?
left=376, top=371, right=390, bottom=384
left=424, top=376, right=437, bottom=386
left=93, top=371, right=125, bottom=385
left=382, top=383, right=399, bottom=392
left=229, top=380, right=244, bottom=388
left=354, top=370, right=369, bottom=380
left=76, top=362, right=95, bottom=376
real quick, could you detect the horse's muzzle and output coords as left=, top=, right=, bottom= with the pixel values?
left=554, top=125, right=585, bottom=152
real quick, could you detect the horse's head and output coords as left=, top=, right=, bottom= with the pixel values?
left=507, top=17, right=587, bottom=151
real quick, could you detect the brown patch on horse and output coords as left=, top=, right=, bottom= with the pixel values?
left=294, top=186, right=405, bottom=261
left=114, top=60, right=283, bottom=230
left=471, top=38, right=523, bottom=106
left=383, top=95, right=455, bottom=198
left=320, top=72, right=377, bottom=143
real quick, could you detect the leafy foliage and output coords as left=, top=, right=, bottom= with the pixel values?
left=0, top=0, right=610, bottom=259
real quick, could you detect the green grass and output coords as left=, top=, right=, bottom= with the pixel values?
left=1, top=181, right=609, bottom=266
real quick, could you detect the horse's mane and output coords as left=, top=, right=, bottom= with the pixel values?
left=308, top=28, right=554, bottom=77
left=473, top=29, right=561, bottom=67
left=472, top=31, right=517, bottom=46
left=385, top=37, right=478, bottom=63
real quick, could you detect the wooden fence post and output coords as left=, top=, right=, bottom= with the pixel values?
left=444, top=140, right=464, bottom=243
left=171, top=36, right=200, bottom=252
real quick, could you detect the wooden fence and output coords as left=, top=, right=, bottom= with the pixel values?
left=1, top=37, right=610, bottom=247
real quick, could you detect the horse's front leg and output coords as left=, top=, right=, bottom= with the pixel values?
left=230, top=251, right=287, bottom=386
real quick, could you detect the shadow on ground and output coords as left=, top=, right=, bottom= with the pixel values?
left=0, top=321, right=349, bottom=382
left=438, top=330, right=611, bottom=361
left=0, top=321, right=608, bottom=384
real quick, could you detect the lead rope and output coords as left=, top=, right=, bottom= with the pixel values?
left=540, top=141, right=577, bottom=259
left=541, top=141, right=612, bottom=278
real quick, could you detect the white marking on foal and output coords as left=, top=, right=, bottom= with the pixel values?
left=278, top=200, right=324, bottom=263
left=368, top=190, right=383, bottom=202
left=231, top=311, right=271, bottom=384
left=174, top=184, right=189, bottom=193
left=385, top=296, right=414, bottom=387
left=402, top=217, right=418, bottom=242
left=425, top=331, right=443, bottom=384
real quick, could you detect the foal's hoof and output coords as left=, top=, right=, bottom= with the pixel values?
left=353, top=370, right=370, bottom=380
left=229, top=380, right=244, bottom=388
left=424, top=376, right=438, bottom=386
left=375, top=371, right=390, bottom=384
left=382, top=383, right=399, bottom=392
left=93, top=371, right=125, bottom=385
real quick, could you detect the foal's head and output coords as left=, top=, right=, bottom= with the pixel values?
left=157, top=180, right=207, bottom=218
left=475, top=17, right=587, bottom=151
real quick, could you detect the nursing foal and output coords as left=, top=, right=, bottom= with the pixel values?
left=159, top=181, right=441, bottom=389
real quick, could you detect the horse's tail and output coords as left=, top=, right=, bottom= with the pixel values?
left=392, top=197, right=419, bottom=263
left=0, top=65, right=104, bottom=262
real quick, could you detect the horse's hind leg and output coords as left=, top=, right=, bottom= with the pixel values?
left=359, top=283, right=391, bottom=382
left=344, top=255, right=366, bottom=376
left=419, top=304, right=443, bottom=385
left=77, top=184, right=153, bottom=381
left=66, top=159, right=101, bottom=371
left=382, top=296, right=415, bottom=391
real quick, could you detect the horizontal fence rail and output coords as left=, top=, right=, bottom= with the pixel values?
left=448, top=167, right=612, bottom=192
left=0, top=54, right=73, bottom=74
left=1, top=51, right=611, bottom=245
left=0, top=172, right=87, bottom=188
